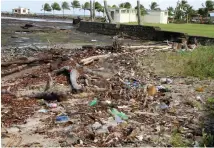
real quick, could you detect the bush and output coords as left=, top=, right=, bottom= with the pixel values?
left=153, top=46, right=214, bottom=79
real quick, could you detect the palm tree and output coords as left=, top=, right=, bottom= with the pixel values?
left=41, top=3, right=52, bottom=15
left=71, top=0, right=80, bottom=15
left=135, top=4, right=147, bottom=15
left=149, top=2, right=159, bottom=10
left=119, top=2, right=132, bottom=9
left=61, top=1, right=70, bottom=17
left=82, top=2, right=90, bottom=17
left=51, top=2, right=61, bottom=15
left=167, top=6, right=174, bottom=17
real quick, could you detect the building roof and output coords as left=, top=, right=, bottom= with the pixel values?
left=147, top=10, right=168, bottom=13
left=13, top=7, right=29, bottom=10
left=109, top=8, right=136, bottom=11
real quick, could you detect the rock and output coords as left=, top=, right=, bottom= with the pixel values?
left=92, top=122, right=102, bottom=130
left=7, top=127, right=20, bottom=133
left=11, top=35, right=18, bottom=38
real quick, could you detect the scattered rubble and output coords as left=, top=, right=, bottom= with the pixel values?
left=1, top=23, right=213, bottom=147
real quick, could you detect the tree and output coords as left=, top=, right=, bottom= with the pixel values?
left=203, top=0, right=214, bottom=11
left=184, top=5, right=196, bottom=23
left=61, top=1, right=70, bottom=17
left=42, top=3, right=52, bottom=14
left=51, top=2, right=61, bottom=14
left=167, top=6, right=174, bottom=17
left=95, top=1, right=103, bottom=15
left=198, top=8, right=208, bottom=17
left=104, top=0, right=113, bottom=23
left=82, top=2, right=90, bottom=17
left=201, top=0, right=214, bottom=17
left=119, top=2, right=132, bottom=9
left=71, top=0, right=80, bottom=14
left=149, top=2, right=160, bottom=10
left=135, top=4, right=147, bottom=15
left=112, top=5, right=117, bottom=8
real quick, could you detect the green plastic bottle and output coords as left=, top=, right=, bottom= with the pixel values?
left=110, top=108, right=128, bottom=120
left=89, top=98, right=98, bottom=106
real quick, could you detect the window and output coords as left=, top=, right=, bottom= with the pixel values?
left=165, top=12, right=168, bottom=15
left=121, top=10, right=126, bottom=13
left=23, top=10, right=26, bottom=13
left=116, top=10, right=119, bottom=13
left=15, top=10, right=17, bottom=12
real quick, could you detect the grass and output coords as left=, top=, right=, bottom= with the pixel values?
left=149, top=46, right=214, bottom=79
left=128, top=22, right=214, bottom=38
left=170, top=133, right=191, bottom=147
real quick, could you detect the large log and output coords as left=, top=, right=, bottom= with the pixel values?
left=80, top=53, right=118, bottom=65
left=1, top=56, right=55, bottom=67
left=2, top=65, right=28, bottom=76
left=122, top=45, right=170, bottom=49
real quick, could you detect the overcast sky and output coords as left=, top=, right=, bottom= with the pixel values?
left=1, top=0, right=206, bottom=15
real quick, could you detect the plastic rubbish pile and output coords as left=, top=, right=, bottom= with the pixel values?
left=1, top=43, right=213, bottom=147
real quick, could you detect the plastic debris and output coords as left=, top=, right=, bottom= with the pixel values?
left=105, top=100, right=112, bottom=104
left=147, top=85, right=157, bottom=96
left=109, top=108, right=128, bottom=120
left=89, top=98, right=98, bottom=106
left=91, top=39, right=97, bottom=42
left=195, top=87, right=204, bottom=92
left=160, top=78, right=173, bottom=84
left=157, top=103, right=169, bottom=110
left=47, top=103, right=57, bottom=108
left=115, top=115, right=124, bottom=123
left=56, top=115, right=69, bottom=123
left=125, top=79, right=142, bottom=88
left=156, top=85, right=170, bottom=92
left=38, top=109, right=48, bottom=113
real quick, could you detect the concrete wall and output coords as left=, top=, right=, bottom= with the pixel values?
left=12, top=8, right=29, bottom=14
left=143, top=11, right=168, bottom=24
left=108, top=8, right=137, bottom=23
left=78, top=21, right=214, bottom=45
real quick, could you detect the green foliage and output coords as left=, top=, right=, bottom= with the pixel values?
left=51, top=2, right=61, bottom=12
left=153, top=46, right=214, bottom=78
left=112, top=5, right=117, bottom=8
left=43, top=3, right=52, bottom=12
left=119, top=2, right=132, bottom=9
left=170, top=133, right=191, bottom=147
left=95, top=1, right=103, bottom=12
left=149, top=2, right=160, bottom=10
left=167, top=6, right=174, bottom=17
left=62, top=1, right=70, bottom=10
left=204, top=0, right=214, bottom=11
left=135, top=4, right=147, bottom=16
left=71, top=0, right=81, bottom=9
left=82, top=2, right=90, bottom=10
left=200, top=130, right=214, bottom=147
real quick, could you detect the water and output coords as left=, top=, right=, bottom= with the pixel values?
left=1, top=17, right=73, bottom=24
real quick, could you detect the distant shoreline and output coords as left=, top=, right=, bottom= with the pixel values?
left=1, top=12, right=76, bottom=20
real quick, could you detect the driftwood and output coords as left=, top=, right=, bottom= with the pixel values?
left=82, top=45, right=113, bottom=50
left=2, top=65, right=28, bottom=76
left=80, top=53, right=118, bottom=65
left=122, top=45, right=170, bottom=49
left=55, top=67, right=83, bottom=92
left=1, top=56, right=56, bottom=67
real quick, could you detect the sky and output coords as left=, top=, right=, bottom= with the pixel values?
left=1, top=0, right=206, bottom=15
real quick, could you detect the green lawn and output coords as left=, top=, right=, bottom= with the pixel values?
left=128, top=22, right=214, bottom=38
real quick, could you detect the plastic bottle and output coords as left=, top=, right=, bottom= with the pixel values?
left=89, top=98, right=98, bottom=106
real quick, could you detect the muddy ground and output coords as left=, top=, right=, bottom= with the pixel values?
left=1, top=18, right=214, bottom=147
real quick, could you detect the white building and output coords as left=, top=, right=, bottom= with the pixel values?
left=106, top=8, right=137, bottom=23
left=143, top=10, right=168, bottom=24
left=12, top=7, right=30, bottom=14
left=210, top=12, right=214, bottom=22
